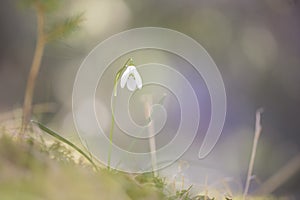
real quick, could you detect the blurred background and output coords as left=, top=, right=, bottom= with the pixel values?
left=0, top=0, right=299, bottom=198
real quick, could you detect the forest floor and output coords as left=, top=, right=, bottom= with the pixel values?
left=0, top=119, right=281, bottom=200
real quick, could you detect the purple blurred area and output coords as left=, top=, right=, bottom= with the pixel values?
left=0, top=0, right=300, bottom=197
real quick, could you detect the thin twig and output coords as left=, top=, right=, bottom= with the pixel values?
left=243, top=108, right=263, bottom=200
left=22, top=4, right=46, bottom=134
left=143, top=95, right=158, bottom=176
left=204, top=175, right=208, bottom=200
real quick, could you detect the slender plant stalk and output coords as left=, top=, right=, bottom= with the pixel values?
left=243, top=108, right=263, bottom=200
left=21, top=3, right=83, bottom=135
left=204, top=175, right=208, bottom=200
left=31, top=120, right=98, bottom=170
left=22, top=5, right=46, bottom=133
left=144, top=96, right=158, bottom=176
left=107, top=95, right=116, bottom=170
left=115, top=94, right=166, bottom=169
left=107, top=58, right=133, bottom=170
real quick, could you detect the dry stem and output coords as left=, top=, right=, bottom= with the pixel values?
left=242, top=108, right=263, bottom=200
left=143, top=95, right=158, bottom=176
left=22, top=4, right=46, bottom=133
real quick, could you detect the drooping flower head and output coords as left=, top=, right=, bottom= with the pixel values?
left=114, top=58, right=142, bottom=96
left=120, top=65, right=142, bottom=91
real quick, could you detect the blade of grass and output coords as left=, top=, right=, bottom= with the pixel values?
left=31, top=120, right=98, bottom=170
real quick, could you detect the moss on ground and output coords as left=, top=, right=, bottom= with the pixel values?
left=0, top=135, right=166, bottom=200
left=0, top=133, right=283, bottom=200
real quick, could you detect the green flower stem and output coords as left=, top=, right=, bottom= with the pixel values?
left=107, top=58, right=133, bottom=170
left=107, top=95, right=116, bottom=170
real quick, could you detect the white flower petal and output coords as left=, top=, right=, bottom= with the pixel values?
left=120, top=65, right=136, bottom=88
left=126, top=76, right=136, bottom=91
left=120, top=66, right=133, bottom=88
left=120, top=71, right=129, bottom=88
left=126, top=65, right=136, bottom=70
left=132, top=68, right=142, bottom=89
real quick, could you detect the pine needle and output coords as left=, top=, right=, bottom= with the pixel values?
left=46, top=13, right=84, bottom=42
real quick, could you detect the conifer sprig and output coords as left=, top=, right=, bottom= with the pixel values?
left=21, top=0, right=83, bottom=134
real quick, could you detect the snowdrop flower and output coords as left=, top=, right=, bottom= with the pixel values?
left=120, top=65, right=142, bottom=92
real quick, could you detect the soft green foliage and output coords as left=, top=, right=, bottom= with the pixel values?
left=167, top=186, right=214, bottom=200
left=21, top=0, right=83, bottom=131
left=0, top=135, right=166, bottom=200
left=28, top=121, right=284, bottom=200
left=42, top=141, right=77, bottom=164
left=20, top=0, right=84, bottom=45
left=45, top=13, right=84, bottom=42
left=0, top=124, right=285, bottom=200
left=135, top=172, right=166, bottom=189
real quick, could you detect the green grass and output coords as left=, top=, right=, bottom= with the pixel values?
left=0, top=134, right=166, bottom=200
left=0, top=124, right=283, bottom=200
